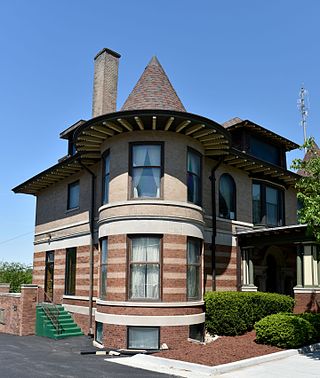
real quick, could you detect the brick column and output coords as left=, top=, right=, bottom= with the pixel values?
left=19, top=284, right=39, bottom=336
left=240, top=247, right=257, bottom=292
left=294, top=243, right=320, bottom=313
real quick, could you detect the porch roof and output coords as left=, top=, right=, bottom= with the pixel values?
left=236, top=224, right=316, bottom=247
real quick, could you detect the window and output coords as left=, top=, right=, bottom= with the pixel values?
left=65, top=248, right=76, bottom=295
left=67, top=180, right=80, bottom=210
left=219, top=174, right=236, bottom=220
left=249, top=136, right=281, bottom=166
left=100, top=238, right=108, bottom=299
left=189, top=323, right=204, bottom=342
left=130, top=144, right=162, bottom=198
left=128, top=327, right=159, bottom=350
left=102, top=151, right=110, bottom=204
left=95, top=321, right=103, bottom=344
left=252, top=181, right=284, bottom=226
left=187, top=238, right=202, bottom=300
left=0, top=309, right=5, bottom=325
left=129, top=236, right=161, bottom=300
left=187, top=149, right=201, bottom=205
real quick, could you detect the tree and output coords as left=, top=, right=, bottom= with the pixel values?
left=291, top=137, right=320, bottom=242
left=0, top=262, right=32, bottom=292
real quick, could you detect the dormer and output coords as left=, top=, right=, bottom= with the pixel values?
left=223, top=118, right=299, bottom=169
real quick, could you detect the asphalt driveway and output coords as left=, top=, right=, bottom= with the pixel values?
left=0, top=333, right=173, bottom=378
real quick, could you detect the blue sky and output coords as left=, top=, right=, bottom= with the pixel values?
left=0, top=0, right=319, bottom=264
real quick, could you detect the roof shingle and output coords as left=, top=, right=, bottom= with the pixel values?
left=121, top=56, right=186, bottom=112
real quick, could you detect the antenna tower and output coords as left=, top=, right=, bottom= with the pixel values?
left=297, top=85, right=309, bottom=150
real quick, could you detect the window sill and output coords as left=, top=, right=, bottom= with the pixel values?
left=65, top=207, right=80, bottom=214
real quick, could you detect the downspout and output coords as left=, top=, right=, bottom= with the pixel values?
left=209, top=157, right=224, bottom=291
left=78, top=159, right=96, bottom=336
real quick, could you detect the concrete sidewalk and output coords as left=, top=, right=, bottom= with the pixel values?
left=109, top=343, right=320, bottom=377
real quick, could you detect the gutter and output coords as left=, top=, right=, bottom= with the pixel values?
left=209, top=157, right=224, bottom=291
left=78, top=158, right=96, bottom=336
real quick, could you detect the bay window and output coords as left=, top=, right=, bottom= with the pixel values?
left=130, top=144, right=162, bottom=198
left=129, top=236, right=161, bottom=300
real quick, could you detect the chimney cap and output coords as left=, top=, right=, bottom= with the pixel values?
left=94, top=48, right=121, bottom=60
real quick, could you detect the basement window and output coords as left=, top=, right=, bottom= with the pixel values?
left=95, top=321, right=103, bottom=344
left=127, top=327, right=159, bottom=350
left=0, top=309, right=5, bottom=325
left=189, top=323, right=204, bottom=342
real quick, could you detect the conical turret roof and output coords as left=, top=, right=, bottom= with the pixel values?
left=121, top=56, right=186, bottom=112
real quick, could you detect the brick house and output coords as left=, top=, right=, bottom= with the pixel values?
left=13, top=48, right=319, bottom=349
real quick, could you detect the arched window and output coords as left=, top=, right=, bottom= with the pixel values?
left=219, top=174, right=236, bottom=220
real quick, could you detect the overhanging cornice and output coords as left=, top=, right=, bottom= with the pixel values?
left=12, top=152, right=99, bottom=195
left=73, top=109, right=232, bottom=157
left=224, top=148, right=299, bottom=187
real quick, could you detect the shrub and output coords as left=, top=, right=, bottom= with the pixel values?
left=296, top=313, right=320, bottom=342
left=255, top=313, right=314, bottom=348
left=204, top=291, right=294, bottom=336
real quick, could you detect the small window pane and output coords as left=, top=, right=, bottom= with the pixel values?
left=187, top=238, right=201, bottom=300
left=95, top=322, right=103, bottom=344
left=187, top=239, right=201, bottom=264
left=102, top=153, right=110, bottom=204
left=252, top=183, right=261, bottom=224
left=250, top=136, right=280, bottom=166
left=0, top=309, right=5, bottom=325
left=100, top=239, right=108, bottom=299
left=101, top=239, right=108, bottom=265
left=132, top=167, right=160, bottom=198
left=187, top=152, right=200, bottom=175
left=219, top=174, right=236, bottom=220
left=189, top=323, right=204, bottom=342
left=128, top=327, right=159, bottom=350
left=133, top=145, right=161, bottom=167
left=187, top=150, right=201, bottom=205
left=131, top=238, right=160, bottom=262
left=67, top=181, right=80, bottom=209
left=65, top=248, right=76, bottom=295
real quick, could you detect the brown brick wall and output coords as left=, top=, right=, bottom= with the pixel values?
left=294, top=292, right=320, bottom=313
left=0, top=284, right=10, bottom=293
left=32, top=245, right=99, bottom=305
left=0, top=294, right=21, bottom=335
left=96, top=304, right=203, bottom=316
left=0, top=285, right=38, bottom=336
left=99, top=323, right=190, bottom=349
left=70, top=313, right=94, bottom=335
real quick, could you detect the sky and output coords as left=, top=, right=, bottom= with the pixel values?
left=0, top=0, right=319, bottom=265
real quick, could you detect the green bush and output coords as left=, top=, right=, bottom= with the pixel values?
left=255, top=313, right=314, bottom=348
left=296, top=313, right=320, bottom=343
left=204, top=291, right=294, bottom=336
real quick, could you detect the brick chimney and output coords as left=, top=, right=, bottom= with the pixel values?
left=92, top=48, right=121, bottom=117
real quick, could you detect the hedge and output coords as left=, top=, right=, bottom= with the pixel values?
left=204, top=291, right=294, bottom=336
left=255, top=313, right=314, bottom=348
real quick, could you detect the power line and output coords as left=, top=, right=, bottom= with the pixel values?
left=0, top=231, right=33, bottom=246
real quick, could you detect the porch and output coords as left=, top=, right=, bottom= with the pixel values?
left=237, top=224, right=320, bottom=312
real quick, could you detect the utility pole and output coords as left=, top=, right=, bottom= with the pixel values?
left=297, top=85, right=309, bottom=151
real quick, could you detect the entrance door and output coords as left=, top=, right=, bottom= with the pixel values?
left=266, top=254, right=277, bottom=293
left=44, top=251, right=54, bottom=301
